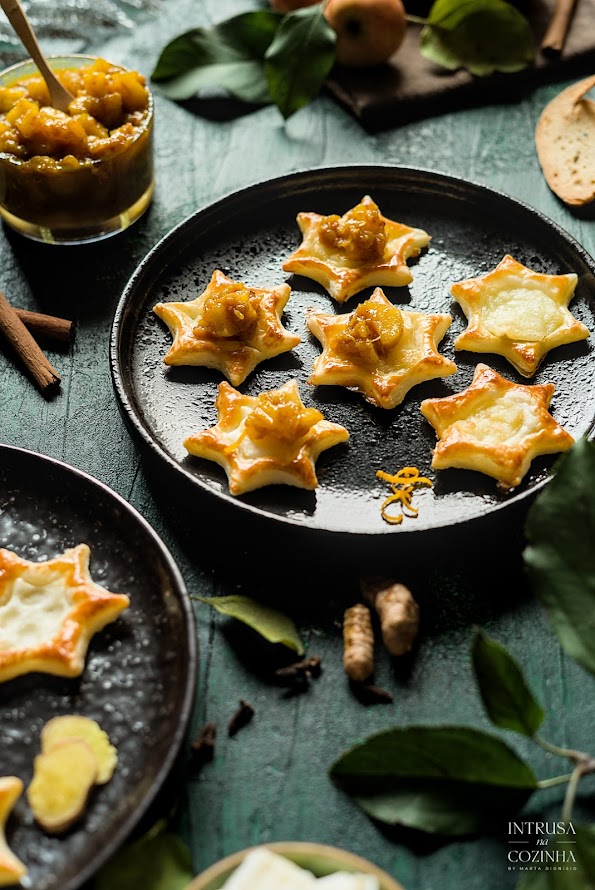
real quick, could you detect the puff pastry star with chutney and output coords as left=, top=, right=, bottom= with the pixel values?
left=282, top=195, right=431, bottom=303
left=307, top=287, right=457, bottom=409
left=0, top=544, right=130, bottom=683
left=184, top=379, right=349, bottom=495
left=0, top=777, right=27, bottom=887
left=451, top=255, right=589, bottom=377
left=153, top=270, right=301, bottom=386
left=420, top=363, right=574, bottom=489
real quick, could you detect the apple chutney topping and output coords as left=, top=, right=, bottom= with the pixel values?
left=0, top=59, right=150, bottom=169
left=335, top=300, right=403, bottom=366
left=244, top=389, right=323, bottom=447
left=196, top=283, right=260, bottom=340
left=318, top=198, right=388, bottom=263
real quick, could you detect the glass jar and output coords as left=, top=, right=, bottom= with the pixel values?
left=0, top=55, right=154, bottom=244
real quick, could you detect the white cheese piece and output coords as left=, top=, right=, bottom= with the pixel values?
left=0, top=573, right=73, bottom=650
left=221, top=849, right=317, bottom=890
left=317, top=872, right=380, bottom=889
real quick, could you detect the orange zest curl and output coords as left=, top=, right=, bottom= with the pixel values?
left=376, top=466, right=433, bottom=525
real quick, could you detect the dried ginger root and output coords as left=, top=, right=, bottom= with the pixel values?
left=343, top=603, right=374, bottom=682
left=361, top=578, right=419, bottom=656
left=41, top=716, right=117, bottom=785
left=27, top=739, right=98, bottom=834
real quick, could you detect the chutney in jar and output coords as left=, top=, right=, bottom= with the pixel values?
left=0, top=55, right=154, bottom=244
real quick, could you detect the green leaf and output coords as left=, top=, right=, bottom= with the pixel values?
left=524, top=436, right=595, bottom=675
left=265, top=4, right=336, bottom=119
left=515, top=824, right=595, bottom=889
left=576, top=824, right=595, bottom=881
left=94, top=823, right=192, bottom=890
left=472, top=628, right=545, bottom=737
left=420, top=0, right=535, bottom=76
left=196, top=595, right=305, bottom=654
left=151, top=11, right=281, bottom=103
left=330, top=725, right=537, bottom=835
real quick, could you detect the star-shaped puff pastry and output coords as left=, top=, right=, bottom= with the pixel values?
left=282, top=195, right=431, bottom=303
left=307, top=287, right=457, bottom=409
left=153, top=270, right=301, bottom=386
left=420, top=363, right=574, bottom=489
left=184, top=379, right=349, bottom=495
left=451, top=255, right=589, bottom=377
left=0, top=777, right=27, bottom=888
left=0, top=544, right=130, bottom=683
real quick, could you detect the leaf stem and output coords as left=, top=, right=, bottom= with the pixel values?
left=536, top=773, right=574, bottom=789
left=405, top=13, right=428, bottom=25
left=562, top=764, right=584, bottom=823
left=533, top=735, right=589, bottom=764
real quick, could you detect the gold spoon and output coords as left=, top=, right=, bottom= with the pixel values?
left=0, top=0, right=74, bottom=111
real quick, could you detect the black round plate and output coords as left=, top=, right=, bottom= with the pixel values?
left=0, top=445, right=197, bottom=890
left=110, top=165, right=595, bottom=536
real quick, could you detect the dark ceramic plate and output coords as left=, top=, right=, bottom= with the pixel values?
left=110, top=166, right=595, bottom=536
left=0, top=445, right=197, bottom=890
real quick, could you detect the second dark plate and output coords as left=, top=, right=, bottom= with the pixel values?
left=0, top=445, right=197, bottom=890
left=110, top=165, right=595, bottom=536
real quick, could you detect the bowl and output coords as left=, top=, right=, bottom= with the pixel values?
left=0, top=54, right=154, bottom=244
left=186, top=842, right=405, bottom=890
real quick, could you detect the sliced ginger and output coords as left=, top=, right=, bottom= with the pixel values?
left=27, top=739, right=98, bottom=834
left=41, top=716, right=118, bottom=785
left=0, top=776, right=27, bottom=887
left=27, top=716, right=118, bottom=834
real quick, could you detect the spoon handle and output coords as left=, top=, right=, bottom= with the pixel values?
left=0, top=0, right=73, bottom=111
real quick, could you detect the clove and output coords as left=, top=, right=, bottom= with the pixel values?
left=228, top=700, right=255, bottom=737
left=189, top=722, right=217, bottom=770
left=350, top=682, right=394, bottom=706
left=274, top=656, right=322, bottom=685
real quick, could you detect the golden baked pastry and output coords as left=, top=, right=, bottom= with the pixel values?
left=153, top=270, right=301, bottom=386
left=451, top=255, right=589, bottom=377
left=282, top=195, right=431, bottom=303
left=307, top=287, right=456, bottom=408
left=0, top=777, right=27, bottom=887
left=0, top=544, right=130, bottom=683
left=420, top=363, right=574, bottom=489
left=184, top=379, right=349, bottom=495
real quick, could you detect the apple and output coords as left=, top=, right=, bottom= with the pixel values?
left=269, top=0, right=318, bottom=13
left=324, top=0, right=407, bottom=67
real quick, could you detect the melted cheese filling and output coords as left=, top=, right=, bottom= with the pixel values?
left=0, top=573, right=72, bottom=650
left=482, top=283, right=563, bottom=341
left=450, top=390, right=542, bottom=447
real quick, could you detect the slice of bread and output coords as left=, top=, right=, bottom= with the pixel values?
left=535, top=75, right=595, bottom=206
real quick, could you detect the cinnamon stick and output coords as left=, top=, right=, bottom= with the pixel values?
left=541, top=0, right=578, bottom=55
left=15, top=309, right=74, bottom=347
left=0, top=290, right=60, bottom=395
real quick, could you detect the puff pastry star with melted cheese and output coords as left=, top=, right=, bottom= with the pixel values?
left=0, top=777, right=26, bottom=888
left=451, top=255, right=589, bottom=376
left=282, top=195, right=431, bottom=303
left=153, top=270, right=301, bottom=386
left=420, top=363, right=574, bottom=489
left=0, top=544, right=130, bottom=683
left=307, top=287, right=457, bottom=409
left=184, top=379, right=349, bottom=495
